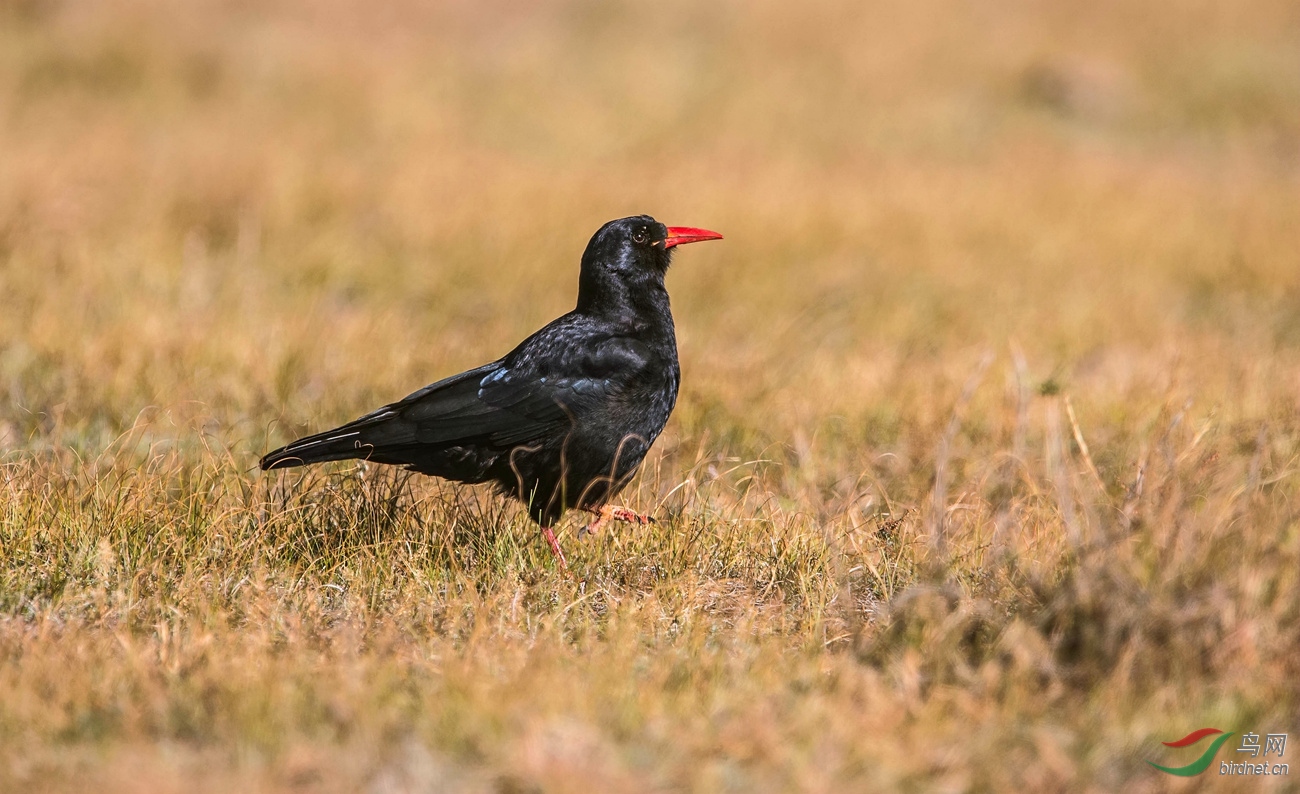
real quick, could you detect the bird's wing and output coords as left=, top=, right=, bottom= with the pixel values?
left=472, top=332, right=657, bottom=439
left=397, top=364, right=572, bottom=446
left=401, top=329, right=659, bottom=441
left=260, top=333, right=653, bottom=470
left=259, top=362, right=559, bottom=468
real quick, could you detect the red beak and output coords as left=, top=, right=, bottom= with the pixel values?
left=664, top=226, right=723, bottom=249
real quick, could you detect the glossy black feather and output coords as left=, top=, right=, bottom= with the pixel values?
left=260, top=215, right=698, bottom=526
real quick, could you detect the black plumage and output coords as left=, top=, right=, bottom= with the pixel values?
left=260, top=215, right=722, bottom=562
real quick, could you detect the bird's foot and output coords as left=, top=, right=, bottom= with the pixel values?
left=578, top=504, right=655, bottom=539
left=606, top=506, right=656, bottom=525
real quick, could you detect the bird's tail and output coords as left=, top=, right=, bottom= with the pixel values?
left=259, top=417, right=381, bottom=470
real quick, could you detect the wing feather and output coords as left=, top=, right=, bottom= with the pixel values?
left=260, top=326, right=650, bottom=472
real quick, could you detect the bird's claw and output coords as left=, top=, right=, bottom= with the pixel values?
left=579, top=505, right=655, bottom=540
left=605, top=506, right=655, bottom=525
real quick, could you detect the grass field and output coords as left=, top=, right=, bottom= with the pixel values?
left=2, top=0, right=1300, bottom=790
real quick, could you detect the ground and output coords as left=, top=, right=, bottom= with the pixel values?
left=1, top=0, right=1298, bottom=791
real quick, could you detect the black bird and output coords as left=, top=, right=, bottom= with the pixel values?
left=260, top=215, right=722, bottom=565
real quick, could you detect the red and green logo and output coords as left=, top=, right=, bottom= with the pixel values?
left=1148, top=728, right=1235, bottom=776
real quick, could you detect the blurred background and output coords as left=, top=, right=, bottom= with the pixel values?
left=3, top=2, right=1300, bottom=790
left=2, top=0, right=1298, bottom=457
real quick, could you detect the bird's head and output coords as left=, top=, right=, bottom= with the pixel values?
left=577, top=215, right=722, bottom=315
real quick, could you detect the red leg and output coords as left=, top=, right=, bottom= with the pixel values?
left=541, top=525, right=568, bottom=569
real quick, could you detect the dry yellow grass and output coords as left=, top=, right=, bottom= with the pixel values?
left=2, top=0, right=1299, bottom=791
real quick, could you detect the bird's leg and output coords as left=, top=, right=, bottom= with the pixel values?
left=578, top=504, right=655, bottom=538
left=541, top=525, right=568, bottom=569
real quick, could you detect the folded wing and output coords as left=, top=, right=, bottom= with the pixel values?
left=258, top=362, right=575, bottom=473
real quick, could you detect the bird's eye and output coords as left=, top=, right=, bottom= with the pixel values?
left=633, top=229, right=648, bottom=244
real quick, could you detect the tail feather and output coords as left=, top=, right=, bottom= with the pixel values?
left=259, top=417, right=385, bottom=470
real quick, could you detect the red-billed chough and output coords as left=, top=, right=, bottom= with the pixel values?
left=260, top=215, right=722, bottom=566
